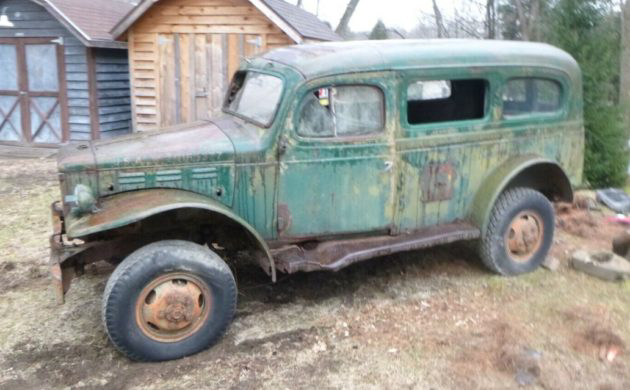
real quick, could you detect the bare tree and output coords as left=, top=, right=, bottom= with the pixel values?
left=336, top=0, right=361, bottom=35
left=432, top=0, right=449, bottom=38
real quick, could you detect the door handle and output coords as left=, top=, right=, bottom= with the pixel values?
left=383, top=161, right=394, bottom=172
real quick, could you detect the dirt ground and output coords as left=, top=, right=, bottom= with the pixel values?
left=0, top=156, right=629, bottom=390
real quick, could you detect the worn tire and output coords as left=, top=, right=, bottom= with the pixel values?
left=102, top=240, right=236, bottom=362
left=480, top=187, right=554, bottom=276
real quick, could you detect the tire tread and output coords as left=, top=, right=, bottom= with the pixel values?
left=102, top=240, right=236, bottom=362
left=480, top=187, right=551, bottom=275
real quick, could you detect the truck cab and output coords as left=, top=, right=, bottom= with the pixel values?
left=51, top=39, right=583, bottom=361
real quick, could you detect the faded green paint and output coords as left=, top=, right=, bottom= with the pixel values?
left=55, top=40, right=583, bottom=256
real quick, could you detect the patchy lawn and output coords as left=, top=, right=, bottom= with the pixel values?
left=0, top=156, right=628, bottom=390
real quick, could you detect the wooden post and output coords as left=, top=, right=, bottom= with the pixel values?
left=86, top=47, right=101, bottom=140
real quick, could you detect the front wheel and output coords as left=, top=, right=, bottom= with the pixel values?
left=102, top=240, right=237, bottom=362
left=480, top=188, right=555, bottom=276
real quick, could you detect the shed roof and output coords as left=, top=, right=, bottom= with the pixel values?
left=36, top=0, right=134, bottom=49
left=259, top=0, right=340, bottom=41
left=110, top=0, right=340, bottom=43
left=262, top=39, right=581, bottom=80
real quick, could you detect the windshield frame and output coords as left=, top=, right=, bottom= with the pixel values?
left=222, top=70, right=286, bottom=128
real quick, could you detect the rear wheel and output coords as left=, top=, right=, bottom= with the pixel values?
left=102, top=240, right=236, bottom=362
left=480, top=188, right=554, bottom=276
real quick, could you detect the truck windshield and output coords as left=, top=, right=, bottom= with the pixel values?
left=225, top=71, right=284, bottom=127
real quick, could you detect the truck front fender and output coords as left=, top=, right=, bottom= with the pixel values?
left=470, top=155, right=573, bottom=236
left=65, top=189, right=276, bottom=280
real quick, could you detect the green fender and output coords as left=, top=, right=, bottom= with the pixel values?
left=65, top=188, right=276, bottom=280
left=470, top=155, right=573, bottom=237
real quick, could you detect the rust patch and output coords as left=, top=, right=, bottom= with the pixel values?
left=277, top=203, right=292, bottom=236
left=135, top=273, right=212, bottom=343
left=273, top=221, right=480, bottom=274
left=421, top=162, right=457, bottom=203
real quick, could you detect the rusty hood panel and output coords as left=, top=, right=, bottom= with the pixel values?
left=58, top=121, right=235, bottom=173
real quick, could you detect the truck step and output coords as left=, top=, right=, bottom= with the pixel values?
left=272, top=222, right=481, bottom=274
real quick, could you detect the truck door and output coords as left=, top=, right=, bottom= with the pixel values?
left=276, top=78, right=397, bottom=239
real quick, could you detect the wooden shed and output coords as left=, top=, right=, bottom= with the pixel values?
left=111, top=0, right=339, bottom=131
left=0, top=0, right=134, bottom=146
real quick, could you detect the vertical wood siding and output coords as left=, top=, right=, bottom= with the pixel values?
left=0, top=0, right=131, bottom=141
left=93, top=49, right=132, bottom=138
left=129, top=0, right=294, bottom=130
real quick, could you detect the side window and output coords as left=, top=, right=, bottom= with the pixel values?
left=503, top=78, right=562, bottom=117
left=298, top=85, right=384, bottom=138
left=407, top=79, right=487, bottom=125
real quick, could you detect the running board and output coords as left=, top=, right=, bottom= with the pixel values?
left=272, top=222, right=481, bottom=274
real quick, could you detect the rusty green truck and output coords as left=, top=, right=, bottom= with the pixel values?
left=50, top=39, right=584, bottom=361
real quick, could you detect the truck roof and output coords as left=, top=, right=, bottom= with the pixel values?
left=262, top=39, right=581, bottom=80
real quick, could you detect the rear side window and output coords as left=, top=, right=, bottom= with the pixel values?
left=407, top=79, right=487, bottom=125
left=503, top=78, right=562, bottom=117
left=298, top=85, right=384, bottom=138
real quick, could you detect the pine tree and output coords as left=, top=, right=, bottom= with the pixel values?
left=369, top=20, right=388, bottom=40
left=545, top=0, right=627, bottom=187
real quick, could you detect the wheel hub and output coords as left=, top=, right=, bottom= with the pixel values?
left=157, top=291, right=195, bottom=327
left=136, top=273, right=211, bottom=342
left=505, top=211, right=544, bottom=262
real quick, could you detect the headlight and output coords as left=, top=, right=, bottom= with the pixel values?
left=64, top=184, right=97, bottom=214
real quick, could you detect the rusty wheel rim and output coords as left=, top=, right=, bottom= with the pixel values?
left=504, top=211, right=544, bottom=263
left=135, top=273, right=212, bottom=343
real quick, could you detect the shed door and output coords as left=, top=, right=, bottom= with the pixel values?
left=0, top=38, right=67, bottom=145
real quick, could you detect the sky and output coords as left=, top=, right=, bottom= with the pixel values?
left=287, top=0, right=459, bottom=32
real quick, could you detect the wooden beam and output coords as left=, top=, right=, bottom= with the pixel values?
left=154, top=6, right=257, bottom=16
left=128, top=29, right=138, bottom=132
left=86, top=47, right=101, bottom=140
left=142, top=15, right=271, bottom=25
left=138, top=24, right=282, bottom=35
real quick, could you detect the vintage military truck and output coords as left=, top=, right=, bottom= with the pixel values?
left=50, top=40, right=584, bottom=361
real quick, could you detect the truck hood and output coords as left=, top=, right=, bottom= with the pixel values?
left=58, top=121, right=235, bottom=172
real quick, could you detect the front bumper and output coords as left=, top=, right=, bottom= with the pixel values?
left=50, top=201, right=72, bottom=304
left=50, top=201, right=88, bottom=304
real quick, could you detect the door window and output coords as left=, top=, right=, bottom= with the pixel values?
left=407, top=79, right=487, bottom=125
left=298, top=85, right=384, bottom=138
left=503, top=78, right=562, bottom=117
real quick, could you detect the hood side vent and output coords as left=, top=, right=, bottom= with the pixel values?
left=155, top=170, right=183, bottom=188
left=118, top=172, right=146, bottom=191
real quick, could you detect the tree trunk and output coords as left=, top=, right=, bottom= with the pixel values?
left=515, top=0, right=530, bottom=40
left=486, top=0, right=496, bottom=39
left=530, top=0, right=541, bottom=41
left=621, top=1, right=630, bottom=129
left=432, top=0, right=448, bottom=38
left=335, top=0, right=361, bottom=35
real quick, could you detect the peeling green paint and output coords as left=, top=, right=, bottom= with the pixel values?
left=55, top=40, right=583, bottom=248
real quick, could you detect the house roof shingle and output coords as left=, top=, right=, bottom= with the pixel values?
left=39, top=0, right=135, bottom=48
left=260, top=0, right=340, bottom=42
